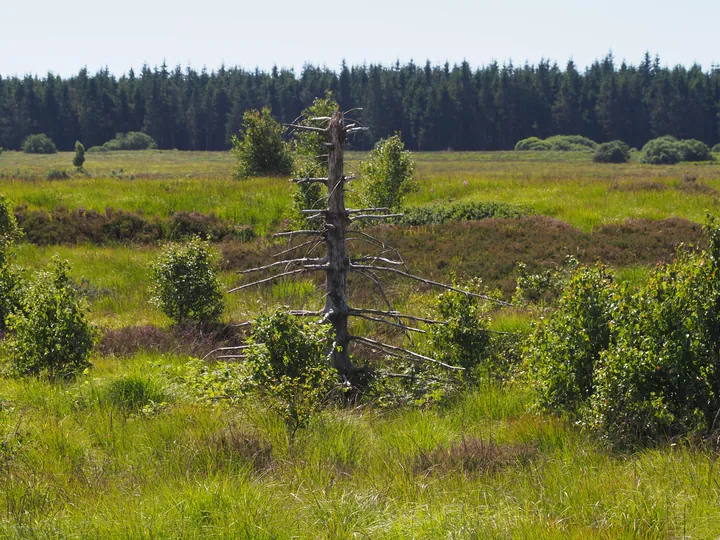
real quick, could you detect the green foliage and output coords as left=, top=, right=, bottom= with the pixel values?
left=398, top=201, right=528, bottom=226
left=291, top=93, right=337, bottom=225
left=545, top=135, right=598, bottom=151
left=428, top=279, right=491, bottom=377
left=72, top=141, right=85, bottom=170
left=587, top=234, right=720, bottom=445
left=150, top=238, right=224, bottom=325
left=89, top=132, right=157, bottom=152
left=22, top=134, right=57, bottom=154
left=712, top=143, right=720, bottom=153
left=245, top=311, right=336, bottom=436
left=677, top=139, right=714, bottom=162
left=360, top=134, right=416, bottom=210
left=513, top=258, right=577, bottom=305
left=516, top=135, right=597, bottom=152
left=5, top=257, right=96, bottom=379
left=232, top=108, right=293, bottom=178
left=525, top=264, right=617, bottom=414
left=514, top=137, right=551, bottom=151
left=0, top=195, right=22, bottom=330
left=593, top=140, right=631, bottom=163
left=639, top=136, right=713, bottom=164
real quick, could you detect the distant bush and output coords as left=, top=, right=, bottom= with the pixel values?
left=360, top=134, right=417, bottom=210
left=22, top=134, right=57, bottom=154
left=73, top=141, right=86, bottom=170
left=151, top=237, right=224, bottom=325
left=232, top=108, right=293, bottom=178
left=641, top=136, right=682, bottom=164
left=545, top=135, right=598, bottom=151
left=677, top=139, right=714, bottom=162
left=713, top=143, right=720, bottom=153
left=398, top=200, right=528, bottom=226
left=514, top=137, right=551, bottom=151
left=593, top=140, right=631, bottom=163
left=90, top=132, right=157, bottom=152
left=5, top=257, right=97, bottom=379
left=641, top=136, right=714, bottom=164
left=515, top=135, right=597, bottom=152
left=14, top=206, right=255, bottom=245
left=46, top=169, right=71, bottom=180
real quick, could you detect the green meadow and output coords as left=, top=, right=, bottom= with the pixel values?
left=1, top=149, right=720, bottom=538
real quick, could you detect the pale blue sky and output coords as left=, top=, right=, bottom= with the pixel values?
left=2, top=0, right=718, bottom=77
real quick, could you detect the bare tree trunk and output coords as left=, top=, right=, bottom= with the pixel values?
left=324, top=110, right=352, bottom=378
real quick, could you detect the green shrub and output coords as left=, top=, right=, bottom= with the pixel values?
left=73, top=141, right=86, bottom=170
left=104, top=376, right=167, bottom=413
left=545, top=135, right=598, bottom=151
left=5, top=257, right=97, bottom=379
left=641, top=136, right=681, bottom=164
left=593, top=140, right=631, bottom=163
left=398, top=201, right=528, bottom=226
left=232, top=108, right=293, bottom=178
left=525, top=264, right=616, bottom=415
left=46, top=169, right=71, bottom=181
left=22, top=134, right=57, bottom=154
left=245, top=311, right=336, bottom=436
left=513, top=258, right=577, bottom=305
left=291, top=94, right=337, bottom=225
left=151, top=237, right=224, bottom=324
left=587, top=227, right=720, bottom=445
left=712, top=143, right=720, bottom=153
left=101, top=132, right=157, bottom=151
left=360, top=133, right=416, bottom=210
left=428, top=279, right=491, bottom=378
left=677, top=139, right=714, bottom=162
left=0, top=195, right=22, bottom=330
left=514, top=137, right=551, bottom=151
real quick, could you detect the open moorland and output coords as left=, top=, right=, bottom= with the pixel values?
left=1, top=149, right=720, bottom=538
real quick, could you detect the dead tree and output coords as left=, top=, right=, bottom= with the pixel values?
left=210, top=108, right=508, bottom=381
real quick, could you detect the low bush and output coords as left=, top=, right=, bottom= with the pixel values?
left=545, top=135, right=598, bottom=151
left=428, top=279, right=491, bottom=378
left=525, top=264, right=617, bottom=415
left=641, top=136, right=681, bottom=164
left=232, top=108, right=293, bottom=178
left=515, top=135, right=598, bottom=152
left=712, top=143, right=720, bottom=153
left=527, top=216, right=720, bottom=446
left=73, top=141, right=86, bottom=170
left=5, top=257, right=97, bottom=380
left=14, top=206, right=255, bottom=245
left=359, top=133, right=417, bottom=210
left=398, top=201, right=528, bottom=226
left=245, top=311, right=336, bottom=436
left=93, top=132, right=157, bottom=151
left=593, top=140, right=631, bottom=163
left=677, top=139, right=714, bottom=162
left=22, top=134, right=57, bottom=154
left=514, top=137, right=551, bottom=151
left=0, top=196, right=22, bottom=330
left=151, top=237, right=224, bottom=325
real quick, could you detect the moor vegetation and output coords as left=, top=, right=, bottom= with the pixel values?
left=1, top=142, right=720, bottom=537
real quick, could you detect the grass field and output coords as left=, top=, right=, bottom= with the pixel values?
left=1, top=149, right=720, bottom=537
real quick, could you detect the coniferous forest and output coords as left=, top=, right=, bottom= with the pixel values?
left=1, top=53, right=719, bottom=152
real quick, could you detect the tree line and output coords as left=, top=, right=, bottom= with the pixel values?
left=1, top=53, right=718, bottom=152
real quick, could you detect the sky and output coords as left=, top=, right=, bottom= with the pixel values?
left=2, top=0, right=718, bottom=78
